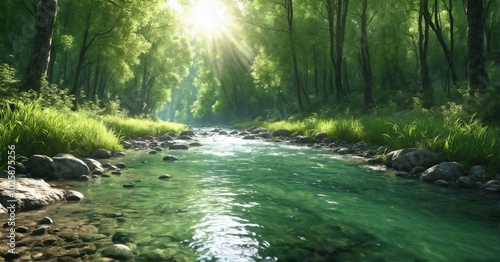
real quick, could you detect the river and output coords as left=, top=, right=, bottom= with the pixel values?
left=18, top=129, right=500, bottom=261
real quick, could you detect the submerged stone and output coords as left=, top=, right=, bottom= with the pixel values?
left=102, top=244, right=133, bottom=260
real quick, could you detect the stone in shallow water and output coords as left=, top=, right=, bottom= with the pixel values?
left=163, top=155, right=178, bottom=161
left=159, top=174, right=172, bottom=179
left=66, top=190, right=84, bottom=201
left=2, top=252, right=21, bottom=260
left=42, top=237, right=57, bottom=246
left=32, top=226, right=50, bottom=236
left=16, top=226, right=29, bottom=233
left=123, top=184, right=135, bottom=188
left=116, top=162, right=126, bottom=168
left=148, top=150, right=157, bottom=154
left=169, top=144, right=189, bottom=150
left=39, top=216, right=54, bottom=225
left=112, top=171, right=122, bottom=175
left=102, top=244, right=133, bottom=260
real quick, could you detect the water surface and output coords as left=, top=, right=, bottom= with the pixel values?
left=22, top=130, right=500, bottom=261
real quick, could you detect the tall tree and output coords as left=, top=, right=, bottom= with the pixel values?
left=419, top=0, right=433, bottom=107
left=466, top=0, right=488, bottom=94
left=359, top=0, right=374, bottom=108
left=22, top=0, right=58, bottom=92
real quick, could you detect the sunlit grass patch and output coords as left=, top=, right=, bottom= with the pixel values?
left=97, top=115, right=187, bottom=138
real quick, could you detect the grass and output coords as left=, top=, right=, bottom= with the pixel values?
left=236, top=112, right=500, bottom=175
left=0, top=101, right=187, bottom=168
left=97, top=115, right=187, bottom=138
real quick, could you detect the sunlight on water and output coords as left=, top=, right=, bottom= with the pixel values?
left=18, top=129, right=500, bottom=261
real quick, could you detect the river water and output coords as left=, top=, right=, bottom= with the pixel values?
left=20, top=130, right=500, bottom=261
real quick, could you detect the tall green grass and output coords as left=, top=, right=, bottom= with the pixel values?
left=97, top=115, right=187, bottom=138
left=237, top=113, right=500, bottom=174
left=0, top=102, right=122, bottom=163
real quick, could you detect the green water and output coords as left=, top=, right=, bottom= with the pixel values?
left=29, top=132, right=500, bottom=261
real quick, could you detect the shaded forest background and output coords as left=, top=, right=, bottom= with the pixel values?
left=1, top=0, right=499, bottom=123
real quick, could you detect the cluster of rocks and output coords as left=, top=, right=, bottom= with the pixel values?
left=233, top=126, right=499, bottom=193
left=121, top=130, right=201, bottom=152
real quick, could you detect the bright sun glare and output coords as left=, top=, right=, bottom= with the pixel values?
left=190, top=0, right=229, bottom=36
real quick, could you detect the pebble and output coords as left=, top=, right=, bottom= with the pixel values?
left=16, top=226, right=29, bottom=233
left=163, top=155, right=179, bottom=161
left=159, top=174, right=172, bottom=179
left=3, top=252, right=21, bottom=260
left=148, top=150, right=157, bottom=154
left=79, top=175, right=90, bottom=181
left=112, top=171, right=122, bottom=175
left=93, top=170, right=103, bottom=175
left=102, top=163, right=112, bottom=168
left=123, top=184, right=135, bottom=188
left=42, top=237, right=57, bottom=246
left=32, top=226, right=50, bottom=236
left=116, top=162, right=126, bottom=168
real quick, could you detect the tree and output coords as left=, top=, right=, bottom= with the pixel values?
left=358, top=0, right=374, bottom=108
left=466, top=0, right=488, bottom=94
left=22, top=0, right=58, bottom=92
left=419, top=0, right=433, bottom=107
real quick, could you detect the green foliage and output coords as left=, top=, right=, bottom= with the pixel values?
left=0, top=101, right=122, bottom=166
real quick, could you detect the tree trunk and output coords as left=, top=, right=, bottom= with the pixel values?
left=360, top=0, right=374, bottom=108
left=22, top=0, right=58, bottom=92
left=285, top=0, right=304, bottom=111
left=419, top=0, right=433, bottom=107
left=466, top=0, right=488, bottom=94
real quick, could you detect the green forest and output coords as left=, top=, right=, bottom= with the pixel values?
left=0, top=0, right=499, bottom=172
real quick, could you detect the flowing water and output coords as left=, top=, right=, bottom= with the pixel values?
left=20, top=130, right=500, bottom=261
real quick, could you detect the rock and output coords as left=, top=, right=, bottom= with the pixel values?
left=116, top=162, right=126, bottom=169
left=16, top=226, right=29, bottom=233
left=81, top=158, right=105, bottom=173
left=420, top=162, right=463, bottom=183
left=2, top=252, right=20, bottom=260
left=121, top=141, right=133, bottom=149
left=102, top=163, right=112, bottom=168
left=290, top=132, right=300, bottom=138
left=314, top=132, right=328, bottom=140
left=92, top=149, right=112, bottom=159
left=239, top=131, right=249, bottom=136
left=169, top=144, right=189, bottom=150
left=15, top=163, right=27, bottom=174
left=189, top=142, right=202, bottom=147
left=115, top=152, right=127, bottom=157
left=242, top=135, right=256, bottom=140
left=229, top=131, right=238, bottom=135
left=52, top=155, right=90, bottom=180
left=154, top=147, right=163, bottom=151
left=219, top=131, right=229, bottom=135
left=92, top=170, right=104, bottom=175
left=272, top=128, right=293, bottom=137
left=211, top=128, right=221, bottom=132
left=248, top=126, right=267, bottom=134
left=26, top=154, right=57, bottom=180
left=159, top=174, right=172, bottom=179
left=32, top=226, right=50, bottom=236
left=148, top=150, right=157, bottom=154
left=178, top=135, right=192, bottom=140
left=456, top=176, right=476, bottom=188
left=163, top=155, right=179, bottom=161
left=434, top=180, right=451, bottom=186
left=79, top=175, right=90, bottom=181
left=66, top=190, right=84, bottom=201
left=180, top=130, right=195, bottom=137
left=259, top=132, right=273, bottom=139
left=102, top=244, right=133, bottom=260
left=158, top=135, right=174, bottom=141
left=112, top=231, right=132, bottom=244
left=112, top=171, right=122, bottom=175
left=386, top=148, right=438, bottom=172
left=296, top=136, right=316, bottom=144
left=123, top=184, right=135, bottom=188
left=468, top=165, right=486, bottom=182
left=0, top=178, right=65, bottom=210
left=108, top=165, right=118, bottom=170
left=367, top=157, right=383, bottom=165
left=481, top=180, right=499, bottom=188
left=410, top=166, right=426, bottom=175
left=39, top=216, right=54, bottom=225
left=42, top=237, right=57, bottom=246
left=337, top=147, right=354, bottom=154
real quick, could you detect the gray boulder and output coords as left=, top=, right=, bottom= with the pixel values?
left=314, top=132, right=328, bottom=140
left=242, top=135, right=256, bottom=140
left=180, top=130, right=195, bottom=137
left=27, top=155, right=57, bottom=180
left=0, top=178, right=65, bottom=210
left=66, top=190, right=84, bottom=201
left=296, top=136, right=316, bottom=144
left=386, top=148, right=438, bottom=172
left=456, top=176, right=476, bottom=188
left=259, top=132, right=274, bottom=139
left=102, top=244, right=133, bottom=261
left=52, top=155, right=90, bottom=180
left=92, top=149, right=112, bottom=159
left=420, top=162, right=464, bottom=183
left=81, top=158, right=104, bottom=173
left=468, top=165, right=486, bottom=182
left=169, top=144, right=189, bottom=150
left=272, top=128, right=293, bottom=137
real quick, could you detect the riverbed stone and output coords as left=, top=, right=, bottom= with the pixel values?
left=242, top=135, right=256, bottom=140
left=180, top=130, right=195, bottom=137
left=102, top=244, right=133, bottom=260
left=159, top=174, right=172, bottom=179
left=259, top=132, right=273, bottom=139
left=468, top=165, right=486, bottom=181
left=163, top=155, right=179, bottom=161
left=295, top=136, right=316, bottom=144
left=116, top=162, right=126, bottom=169
left=81, top=158, right=105, bottom=173
left=148, top=150, right=157, bottom=154
left=420, top=162, right=463, bottom=183
left=272, top=128, right=293, bottom=137
left=92, top=149, right=112, bottom=159
left=32, top=225, right=51, bottom=236
left=189, top=142, right=202, bottom=147
left=386, top=148, right=438, bottom=172
left=169, top=144, right=189, bottom=150
left=123, top=184, right=135, bottom=188
left=314, top=132, right=328, bottom=140
left=0, top=178, right=65, bottom=210
left=178, top=135, right=193, bottom=140
left=52, top=155, right=90, bottom=180
left=39, top=216, right=54, bottom=225
left=219, top=131, right=229, bottom=135
left=456, top=176, right=476, bottom=188
left=26, top=154, right=57, bottom=180
left=66, top=190, right=84, bottom=201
